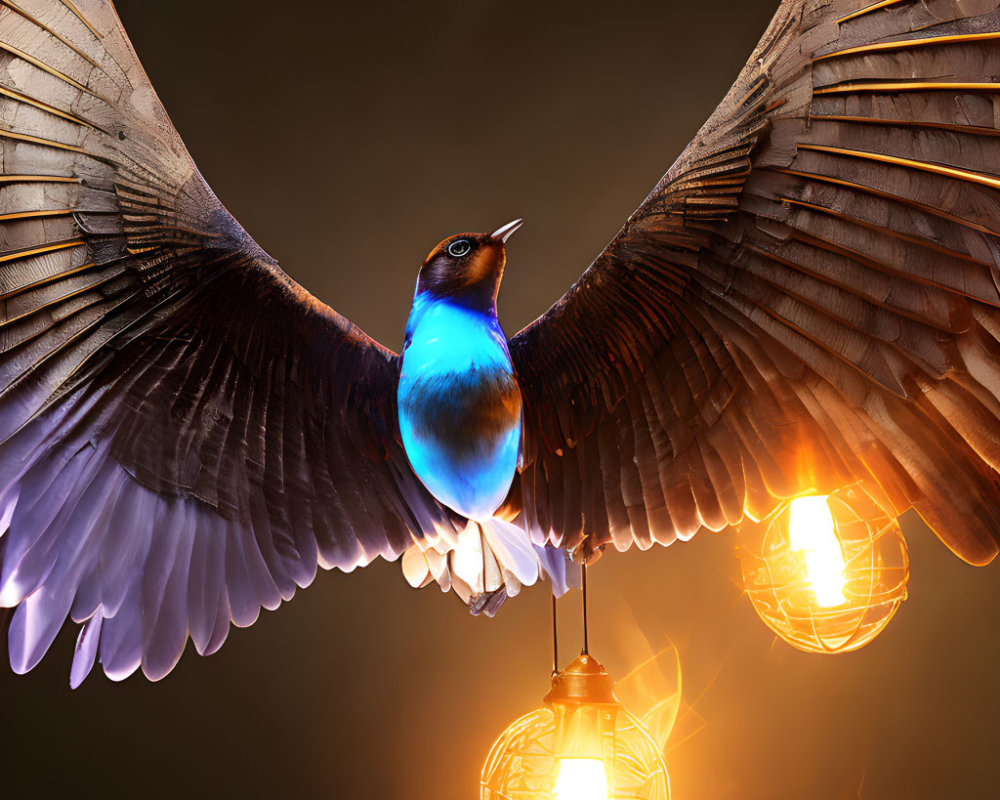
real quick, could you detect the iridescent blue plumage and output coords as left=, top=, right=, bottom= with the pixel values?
left=398, top=290, right=521, bottom=521
left=394, top=223, right=563, bottom=604
left=396, top=224, right=525, bottom=525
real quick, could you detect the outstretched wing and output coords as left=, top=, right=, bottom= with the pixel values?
left=0, top=0, right=459, bottom=683
left=509, top=0, right=1000, bottom=564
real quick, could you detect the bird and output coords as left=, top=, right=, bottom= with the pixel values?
left=1, top=0, right=1000, bottom=686
left=396, top=220, right=562, bottom=615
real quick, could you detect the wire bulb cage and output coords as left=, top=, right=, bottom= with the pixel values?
left=737, top=484, right=909, bottom=654
left=480, top=654, right=670, bottom=800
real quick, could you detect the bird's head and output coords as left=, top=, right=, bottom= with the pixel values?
left=416, top=219, right=523, bottom=312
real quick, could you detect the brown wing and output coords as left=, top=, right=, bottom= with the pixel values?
left=509, top=0, right=1000, bottom=564
left=0, top=0, right=460, bottom=684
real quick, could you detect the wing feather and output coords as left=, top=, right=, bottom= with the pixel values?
left=0, top=0, right=460, bottom=683
left=510, top=0, right=1000, bottom=563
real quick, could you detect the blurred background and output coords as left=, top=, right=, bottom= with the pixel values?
left=3, top=1, right=1000, bottom=797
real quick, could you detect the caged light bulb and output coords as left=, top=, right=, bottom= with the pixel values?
left=737, top=484, right=909, bottom=654
left=480, top=654, right=669, bottom=800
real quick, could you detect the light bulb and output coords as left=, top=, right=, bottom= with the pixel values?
left=788, top=495, right=847, bottom=608
left=481, top=653, right=670, bottom=799
left=554, top=758, right=609, bottom=800
left=737, top=486, right=909, bottom=654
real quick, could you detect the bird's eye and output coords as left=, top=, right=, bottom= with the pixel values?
left=447, top=239, right=472, bottom=258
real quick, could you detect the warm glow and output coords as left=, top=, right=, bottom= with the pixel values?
left=481, top=654, right=670, bottom=799
left=788, top=495, right=847, bottom=608
left=737, top=485, right=909, bottom=654
left=554, top=758, right=609, bottom=800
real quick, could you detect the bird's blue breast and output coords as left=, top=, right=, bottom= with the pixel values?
left=398, top=293, right=521, bottom=521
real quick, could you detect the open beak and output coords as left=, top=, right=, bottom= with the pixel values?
left=490, top=218, right=524, bottom=243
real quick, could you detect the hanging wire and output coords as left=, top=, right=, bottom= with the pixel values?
left=550, top=560, right=593, bottom=674
left=551, top=594, right=559, bottom=676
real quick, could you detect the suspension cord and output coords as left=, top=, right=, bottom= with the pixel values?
left=551, top=561, right=592, bottom=673
left=551, top=593, right=559, bottom=676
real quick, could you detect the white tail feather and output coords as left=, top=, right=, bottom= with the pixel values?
left=480, top=518, right=540, bottom=586
left=399, top=515, right=576, bottom=608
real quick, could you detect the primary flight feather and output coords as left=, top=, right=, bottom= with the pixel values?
left=1, top=0, right=1000, bottom=684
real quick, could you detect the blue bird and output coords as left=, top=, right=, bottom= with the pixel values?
left=3, top=0, right=1000, bottom=685
left=398, top=220, right=524, bottom=524
left=397, top=221, right=564, bottom=609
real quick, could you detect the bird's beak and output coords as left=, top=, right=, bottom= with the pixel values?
left=490, top=219, right=524, bottom=243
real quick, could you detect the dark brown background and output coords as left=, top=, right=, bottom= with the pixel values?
left=2, top=1, right=999, bottom=798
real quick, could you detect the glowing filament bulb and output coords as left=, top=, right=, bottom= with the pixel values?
left=788, top=496, right=847, bottom=608
left=554, top=758, right=609, bottom=800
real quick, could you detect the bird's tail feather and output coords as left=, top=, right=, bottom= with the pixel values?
left=400, top=517, right=574, bottom=615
